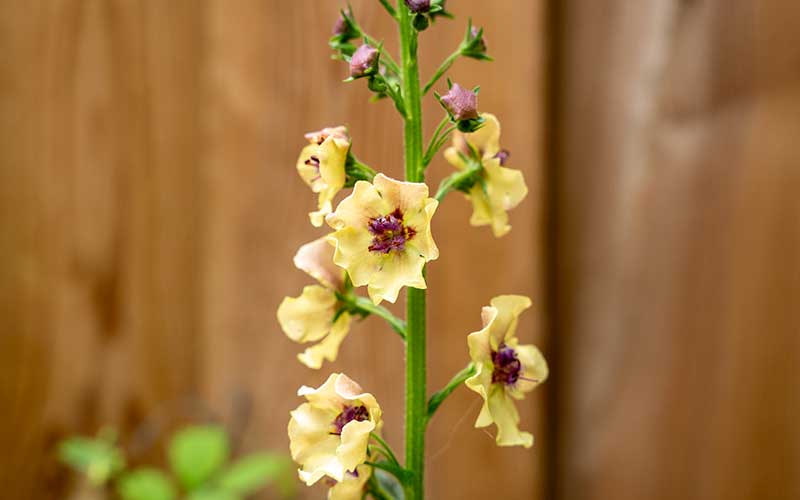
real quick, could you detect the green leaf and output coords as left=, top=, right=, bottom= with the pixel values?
left=58, top=435, right=125, bottom=485
left=168, top=425, right=230, bottom=490
left=117, top=468, right=176, bottom=500
left=373, top=469, right=405, bottom=500
left=217, top=453, right=291, bottom=496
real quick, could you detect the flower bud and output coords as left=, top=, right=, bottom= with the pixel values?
left=469, top=26, right=487, bottom=53
left=440, top=83, right=479, bottom=121
left=404, top=0, right=431, bottom=13
left=349, top=44, right=379, bottom=78
left=332, top=15, right=347, bottom=36
left=462, top=24, right=490, bottom=60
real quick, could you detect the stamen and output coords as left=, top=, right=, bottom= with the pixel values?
left=491, top=344, right=522, bottom=385
left=367, top=208, right=416, bottom=254
left=332, top=404, right=370, bottom=435
left=494, top=149, right=511, bottom=166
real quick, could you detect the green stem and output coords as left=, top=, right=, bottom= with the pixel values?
left=426, top=363, right=476, bottom=420
left=398, top=5, right=426, bottom=500
left=371, top=432, right=401, bottom=466
left=377, top=0, right=397, bottom=18
left=435, top=159, right=483, bottom=202
left=422, top=49, right=461, bottom=95
left=338, top=293, right=407, bottom=339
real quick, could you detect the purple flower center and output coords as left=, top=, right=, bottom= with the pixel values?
left=368, top=208, right=416, bottom=254
left=491, top=344, right=522, bottom=385
left=331, top=404, right=370, bottom=435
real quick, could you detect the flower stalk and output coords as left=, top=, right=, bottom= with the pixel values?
left=398, top=2, right=427, bottom=499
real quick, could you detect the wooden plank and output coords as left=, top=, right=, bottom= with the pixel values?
left=0, top=0, right=204, bottom=496
left=551, top=1, right=800, bottom=499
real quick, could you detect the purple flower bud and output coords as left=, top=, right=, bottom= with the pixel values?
left=440, top=83, right=479, bottom=121
left=404, top=0, right=431, bottom=13
left=469, top=26, right=488, bottom=53
left=349, top=44, right=379, bottom=78
left=332, top=15, right=347, bottom=36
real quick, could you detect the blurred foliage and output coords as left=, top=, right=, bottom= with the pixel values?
left=58, top=425, right=296, bottom=500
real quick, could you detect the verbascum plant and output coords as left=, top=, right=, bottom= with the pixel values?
left=278, top=2, right=548, bottom=498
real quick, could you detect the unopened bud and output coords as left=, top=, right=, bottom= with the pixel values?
left=404, top=0, right=431, bottom=13
left=469, top=26, right=487, bottom=53
left=349, top=44, right=379, bottom=78
left=440, top=83, right=479, bottom=121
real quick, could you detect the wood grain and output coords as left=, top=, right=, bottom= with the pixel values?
left=550, top=1, right=800, bottom=499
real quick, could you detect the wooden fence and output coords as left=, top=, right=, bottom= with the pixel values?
left=1, top=1, right=797, bottom=499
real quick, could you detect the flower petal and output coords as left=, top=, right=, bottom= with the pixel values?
left=297, top=313, right=351, bottom=370
left=326, top=180, right=386, bottom=230
left=294, top=237, right=344, bottom=290
left=487, top=386, right=533, bottom=448
left=328, top=465, right=371, bottom=500
left=372, top=173, right=429, bottom=215
left=508, top=343, right=548, bottom=398
left=336, top=419, right=375, bottom=473
left=297, top=144, right=325, bottom=192
left=366, top=250, right=427, bottom=304
left=277, top=285, right=338, bottom=343
left=470, top=113, right=501, bottom=157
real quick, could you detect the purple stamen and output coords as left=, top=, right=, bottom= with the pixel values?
left=367, top=208, right=416, bottom=254
left=494, top=149, right=511, bottom=166
left=331, top=404, right=370, bottom=435
left=491, top=344, right=522, bottom=385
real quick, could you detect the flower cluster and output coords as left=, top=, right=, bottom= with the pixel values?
left=277, top=2, right=547, bottom=499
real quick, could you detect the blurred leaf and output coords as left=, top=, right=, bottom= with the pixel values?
left=58, top=434, right=125, bottom=485
left=117, top=468, right=176, bottom=500
left=186, top=489, right=240, bottom=500
left=217, top=453, right=282, bottom=495
left=218, top=453, right=295, bottom=497
left=374, top=469, right=404, bottom=500
left=168, top=425, right=230, bottom=490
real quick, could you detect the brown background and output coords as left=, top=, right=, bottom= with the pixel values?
left=0, top=1, right=798, bottom=499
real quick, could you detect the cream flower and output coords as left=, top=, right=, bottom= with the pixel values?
left=327, top=464, right=371, bottom=500
left=277, top=237, right=350, bottom=369
left=325, top=173, right=439, bottom=304
left=443, top=113, right=528, bottom=237
left=288, top=373, right=382, bottom=486
left=465, top=295, right=548, bottom=448
left=297, top=126, right=351, bottom=226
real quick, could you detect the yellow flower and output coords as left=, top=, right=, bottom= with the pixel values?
left=288, top=373, right=382, bottom=486
left=277, top=237, right=350, bottom=369
left=443, top=113, right=528, bottom=237
left=327, top=465, right=371, bottom=500
left=465, top=295, right=548, bottom=448
left=325, top=173, right=439, bottom=304
left=297, top=127, right=351, bottom=227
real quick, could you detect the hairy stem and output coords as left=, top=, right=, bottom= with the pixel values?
left=338, top=293, right=407, bottom=339
left=399, top=4, right=426, bottom=499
